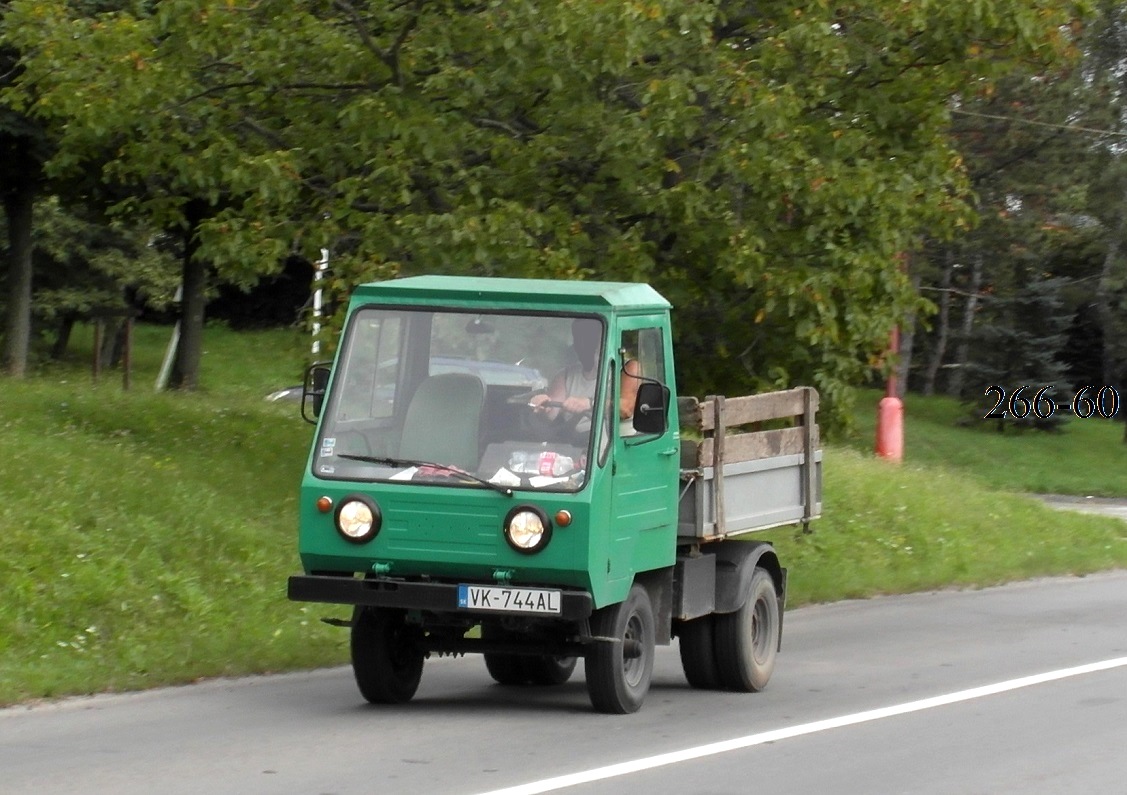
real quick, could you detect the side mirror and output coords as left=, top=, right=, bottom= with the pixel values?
left=632, top=382, right=670, bottom=435
left=302, top=362, right=331, bottom=424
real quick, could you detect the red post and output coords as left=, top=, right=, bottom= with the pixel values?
left=875, top=326, right=904, bottom=462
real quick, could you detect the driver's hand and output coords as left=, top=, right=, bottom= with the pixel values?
left=529, top=394, right=551, bottom=413
left=560, top=396, right=591, bottom=414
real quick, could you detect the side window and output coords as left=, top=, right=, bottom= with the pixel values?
left=620, top=327, right=665, bottom=436
left=337, top=315, right=402, bottom=421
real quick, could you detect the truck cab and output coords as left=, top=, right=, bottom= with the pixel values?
left=288, top=276, right=819, bottom=713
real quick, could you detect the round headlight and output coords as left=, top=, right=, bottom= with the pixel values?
left=335, top=496, right=381, bottom=543
left=504, top=506, right=552, bottom=554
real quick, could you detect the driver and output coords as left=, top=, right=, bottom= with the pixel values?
left=530, top=318, right=641, bottom=425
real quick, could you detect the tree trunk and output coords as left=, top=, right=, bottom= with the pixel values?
left=895, top=270, right=922, bottom=398
left=947, top=252, right=983, bottom=399
left=1096, top=189, right=1125, bottom=390
left=51, top=314, right=77, bottom=360
left=169, top=203, right=208, bottom=390
left=922, top=248, right=953, bottom=396
left=100, top=318, right=127, bottom=368
left=2, top=176, right=36, bottom=378
left=1095, top=237, right=1122, bottom=443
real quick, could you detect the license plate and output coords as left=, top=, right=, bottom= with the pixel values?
left=458, top=584, right=561, bottom=614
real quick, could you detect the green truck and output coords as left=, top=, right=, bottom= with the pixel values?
left=287, top=276, right=822, bottom=713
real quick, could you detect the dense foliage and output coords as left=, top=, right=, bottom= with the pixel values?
left=907, top=1, right=1127, bottom=424
left=2, top=1, right=1084, bottom=423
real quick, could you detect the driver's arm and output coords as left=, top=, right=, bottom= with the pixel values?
left=559, top=394, right=591, bottom=414
left=530, top=372, right=569, bottom=419
left=619, top=359, right=642, bottom=419
left=530, top=372, right=591, bottom=417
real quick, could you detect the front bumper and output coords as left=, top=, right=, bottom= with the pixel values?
left=288, top=574, right=595, bottom=621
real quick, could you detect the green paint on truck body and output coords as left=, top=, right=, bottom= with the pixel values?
left=297, top=276, right=680, bottom=608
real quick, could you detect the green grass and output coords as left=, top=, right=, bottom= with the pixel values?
left=772, top=448, right=1127, bottom=605
left=845, top=388, right=1127, bottom=496
left=1, top=333, right=1125, bottom=705
left=0, top=323, right=347, bottom=704
left=770, top=389, right=1127, bottom=604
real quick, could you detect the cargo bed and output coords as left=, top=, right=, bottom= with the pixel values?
left=677, top=387, right=822, bottom=542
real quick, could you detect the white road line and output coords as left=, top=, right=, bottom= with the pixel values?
left=476, top=656, right=1127, bottom=795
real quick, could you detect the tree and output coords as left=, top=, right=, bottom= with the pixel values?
left=1080, top=1, right=1127, bottom=429
left=961, top=275, right=1074, bottom=429
left=2, top=0, right=173, bottom=377
left=907, top=27, right=1105, bottom=401
left=0, top=2, right=49, bottom=377
left=6, top=0, right=1082, bottom=420
left=906, top=1, right=1127, bottom=444
left=4, top=1, right=290, bottom=388
left=31, top=196, right=179, bottom=361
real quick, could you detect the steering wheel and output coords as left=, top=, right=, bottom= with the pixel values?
left=505, top=388, right=542, bottom=405
left=526, top=399, right=592, bottom=444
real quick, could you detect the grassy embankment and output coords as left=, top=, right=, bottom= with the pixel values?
left=1, top=327, right=1124, bottom=705
left=774, top=389, right=1127, bottom=603
left=0, top=324, right=341, bottom=704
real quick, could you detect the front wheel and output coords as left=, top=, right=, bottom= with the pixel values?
left=713, top=567, right=780, bottom=692
left=351, top=607, right=425, bottom=704
left=585, top=584, right=655, bottom=714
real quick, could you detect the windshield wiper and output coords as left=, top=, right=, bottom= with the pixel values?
left=337, top=454, right=514, bottom=497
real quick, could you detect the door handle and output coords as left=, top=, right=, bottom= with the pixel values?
left=660, top=448, right=678, bottom=457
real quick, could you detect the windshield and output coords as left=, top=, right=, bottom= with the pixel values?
left=314, top=307, right=605, bottom=492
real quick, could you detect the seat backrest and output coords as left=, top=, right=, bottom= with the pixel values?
left=399, top=373, right=486, bottom=471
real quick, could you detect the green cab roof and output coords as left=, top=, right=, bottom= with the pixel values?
left=349, top=275, right=671, bottom=313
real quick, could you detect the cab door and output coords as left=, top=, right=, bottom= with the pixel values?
left=606, top=318, right=679, bottom=588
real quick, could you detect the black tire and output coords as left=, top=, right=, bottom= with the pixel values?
left=677, top=615, right=720, bottom=689
left=482, top=623, right=577, bottom=686
left=351, top=607, right=425, bottom=704
left=585, top=584, right=655, bottom=714
left=483, top=653, right=528, bottom=685
left=525, top=655, right=578, bottom=686
left=482, top=623, right=529, bottom=685
left=713, top=567, right=779, bottom=692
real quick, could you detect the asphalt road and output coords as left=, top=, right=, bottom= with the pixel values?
left=3, top=571, right=1126, bottom=795
left=1037, top=494, right=1127, bottom=523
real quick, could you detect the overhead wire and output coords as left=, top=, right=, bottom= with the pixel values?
left=950, top=108, right=1127, bottom=139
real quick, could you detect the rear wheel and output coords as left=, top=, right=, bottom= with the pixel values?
left=351, top=607, right=425, bottom=704
left=585, top=584, right=655, bottom=714
left=483, top=653, right=527, bottom=685
left=482, top=624, right=577, bottom=685
left=677, top=615, right=720, bottom=689
left=713, top=567, right=779, bottom=692
left=482, top=623, right=529, bottom=685
left=525, top=655, right=578, bottom=685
